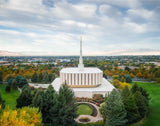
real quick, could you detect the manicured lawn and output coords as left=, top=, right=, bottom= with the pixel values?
left=77, top=104, right=93, bottom=115
left=0, top=84, right=20, bottom=108
left=131, top=82, right=160, bottom=126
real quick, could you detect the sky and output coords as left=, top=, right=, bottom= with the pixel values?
left=0, top=0, right=160, bottom=56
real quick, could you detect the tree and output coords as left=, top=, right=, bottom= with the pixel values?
left=125, top=74, right=132, bottom=83
left=134, top=91, right=148, bottom=118
left=16, top=85, right=32, bottom=108
left=5, top=85, right=11, bottom=93
left=0, top=70, right=3, bottom=82
left=31, top=72, right=38, bottom=83
left=131, top=83, right=139, bottom=94
left=106, top=89, right=127, bottom=126
left=18, top=77, right=28, bottom=88
left=11, top=79, right=18, bottom=90
left=121, top=86, right=140, bottom=123
left=52, top=83, right=78, bottom=126
left=40, top=85, right=56, bottom=123
left=0, top=92, right=5, bottom=110
left=0, top=107, right=42, bottom=126
left=7, top=78, right=13, bottom=86
left=100, top=103, right=107, bottom=125
left=38, top=72, right=43, bottom=82
left=43, top=71, right=49, bottom=83
left=32, top=90, right=44, bottom=108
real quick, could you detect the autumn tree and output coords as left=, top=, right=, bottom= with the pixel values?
left=0, top=107, right=42, bottom=126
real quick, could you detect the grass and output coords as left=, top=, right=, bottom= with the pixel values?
left=0, top=84, right=20, bottom=108
left=77, top=103, right=93, bottom=115
left=131, top=82, right=160, bottom=126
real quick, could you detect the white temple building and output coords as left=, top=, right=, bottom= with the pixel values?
left=51, top=37, right=115, bottom=98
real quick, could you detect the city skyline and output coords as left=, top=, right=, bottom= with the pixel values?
left=0, top=0, right=160, bottom=56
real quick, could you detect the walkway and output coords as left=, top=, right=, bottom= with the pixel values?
left=75, top=102, right=103, bottom=124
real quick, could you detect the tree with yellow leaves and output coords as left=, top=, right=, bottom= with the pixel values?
left=0, top=107, right=42, bottom=126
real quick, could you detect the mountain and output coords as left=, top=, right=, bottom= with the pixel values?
left=0, top=50, right=20, bottom=56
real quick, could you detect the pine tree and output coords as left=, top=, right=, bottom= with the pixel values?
left=51, top=83, right=78, bottom=126
left=0, top=71, right=3, bottom=82
left=31, top=72, right=38, bottom=83
left=43, top=71, right=49, bottom=83
left=32, top=90, right=44, bottom=108
left=40, top=85, right=56, bottom=123
left=121, top=86, right=140, bottom=123
left=16, top=85, right=32, bottom=108
left=131, top=83, right=139, bottom=94
left=11, top=79, right=18, bottom=90
left=106, top=89, right=127, bottom=126
left=38, top=72, right=43, bottom=82
left=134, top=91, right=147, bottom=118
left=125, top=74, right=132, bottom=83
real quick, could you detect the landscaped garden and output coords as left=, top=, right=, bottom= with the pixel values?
left=77, top=103, right=93, bottom=115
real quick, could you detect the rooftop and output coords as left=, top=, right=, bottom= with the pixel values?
left=60, top=67, right=102, bottom=73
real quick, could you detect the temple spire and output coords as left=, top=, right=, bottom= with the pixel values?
left=78, top=36, right=84, bottom=71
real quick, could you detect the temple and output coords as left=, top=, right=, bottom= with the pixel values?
left=52, top=37, right=115, bottom=98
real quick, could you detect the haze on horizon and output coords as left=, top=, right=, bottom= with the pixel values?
left=0, top=0, right=160, bottom=56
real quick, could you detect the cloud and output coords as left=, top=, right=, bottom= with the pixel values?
left=0, top=0, right=160, bottom=56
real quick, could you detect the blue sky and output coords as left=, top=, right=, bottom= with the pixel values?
left=0, top=0, right=160, bottom=56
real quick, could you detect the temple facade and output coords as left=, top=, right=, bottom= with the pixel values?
left=51, top=37, right=115, bottom=98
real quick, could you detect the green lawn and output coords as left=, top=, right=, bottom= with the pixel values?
left=0, top=84, right=20, bottom=108
left=131, top=82, right=160, bottom=126
left=77, top=104, right=93, bottom=115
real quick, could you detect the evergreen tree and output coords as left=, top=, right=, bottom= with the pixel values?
left=19, top=77, right=28, bottom=87
left=0, top=70, right=3, bottom=82
left=11, top=79, right=18, bottom=90
left=131, top=83, right=139, bottom=94
left=0, top=92, right=5, bottom=110
left=52, top=83, right=78, bottom=126
left=134, top=91, right=147, bottom=118
left=121, top=86, right=140, bottom=123
left=40, top=85, right=56, bottom=123
left=38, top=72, right=43, bottom=82
left=32, top=90, right=44, bottom=108
left=100, top=103, right=107, bottom=125
left=16, top=85, right=32, bottom=108
left=48, top=73, right=53, bottom=82
left=31, top=72, right=38, bottom=83
left=15, top=75, right=23, bottom=85
left=106, top=89, right=127, bottom=126
left=124, top=94, right=140, bottom=123
left=125, top=74, right=132, bottom=83
left=43, top=71, right=49, bottom=83
left=5, top=85, right=11, bottom=93
left=7, top=78, right=13, bottom=86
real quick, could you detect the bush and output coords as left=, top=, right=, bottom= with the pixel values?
left=5, top=85, right=11, bottom=92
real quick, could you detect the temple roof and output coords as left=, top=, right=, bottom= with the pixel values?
left=60, top=67, right=102, bottom=73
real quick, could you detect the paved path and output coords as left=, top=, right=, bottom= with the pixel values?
left=75, top=102, right=103, bottom=124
